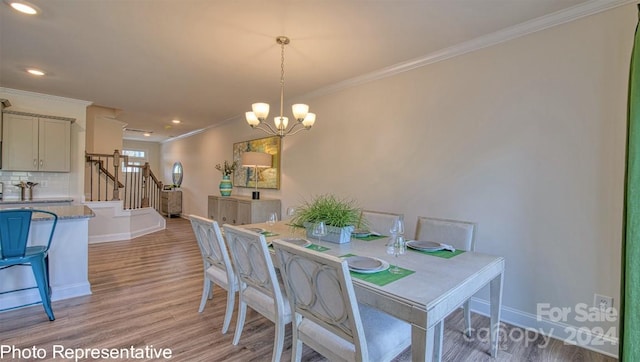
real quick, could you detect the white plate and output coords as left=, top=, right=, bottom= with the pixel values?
left=406, top=240, right=444, bottom=252
left=345, top=256, right=389, bottom=273
left=280, top=238, right=312, bottom=248
left=244, top=227, right=266, bottom=234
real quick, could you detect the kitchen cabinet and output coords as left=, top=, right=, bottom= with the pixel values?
left=2, top=111, right=73, bottom=172
left=160, top=190, right=182, bottom=218
left=208, top=195, right=281, bottom=225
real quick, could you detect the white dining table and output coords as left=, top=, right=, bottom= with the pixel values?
left=253, top=221, right=505, bottom=362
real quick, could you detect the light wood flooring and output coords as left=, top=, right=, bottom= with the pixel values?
left=0, top=217, right=616, bottom=361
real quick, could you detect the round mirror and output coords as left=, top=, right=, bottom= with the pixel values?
left=172, top=162, right=183, bottom=187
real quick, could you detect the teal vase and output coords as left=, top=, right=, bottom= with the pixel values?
left=219, top=175, right=232, bottom=196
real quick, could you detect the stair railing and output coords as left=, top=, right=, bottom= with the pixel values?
left=85, top=150, right=163, bottom=211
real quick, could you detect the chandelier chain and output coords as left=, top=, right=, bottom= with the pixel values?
left=279, top=39, right=286, bottom=119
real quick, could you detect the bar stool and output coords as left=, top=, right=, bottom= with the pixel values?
left=0, top=209, right=58, bottom=320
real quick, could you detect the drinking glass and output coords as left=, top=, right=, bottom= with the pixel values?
left=266, top=212, right=278, bottom=233
left=286, top=207, right=297, bottom=237
left=386, top=235, right=406, bottom=274
left=312, top=221, right=328, bottom=243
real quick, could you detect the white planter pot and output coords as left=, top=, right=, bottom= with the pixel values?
left=304, top=222, right=354, bottom=244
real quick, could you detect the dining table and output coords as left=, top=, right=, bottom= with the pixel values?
left=247, top=221, right=505, bottom=362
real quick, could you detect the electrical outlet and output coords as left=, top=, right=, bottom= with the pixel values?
left=594, top=294, right=613, bottom=313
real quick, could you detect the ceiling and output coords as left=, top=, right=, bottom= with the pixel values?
left=0, top=0, right=609, bottom=142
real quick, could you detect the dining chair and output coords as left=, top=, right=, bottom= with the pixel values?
left=222, top=224, right=292, bottom=362
left=0, top=209, right=58, bottom=321
left=358, top=210, right=403, bottom=235
left=272, top=239, right=411, bottom=362
left=189, top=215, right=238, bottom=334
left=415, top=216, right=477, bottom=337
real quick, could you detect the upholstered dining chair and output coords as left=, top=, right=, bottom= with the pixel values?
left=358, top=210, right=403, bottom=235
left=0, top=209, right=58, bottom=321
left=189, top=215, right=238, bottom=334
left=272, top=239, right=411, bottom=362
left=415, top=216, right=477, bottom=337
left=222, top=224, right=292, bottom=362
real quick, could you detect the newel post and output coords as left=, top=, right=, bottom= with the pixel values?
left=112, top=149, right=120, bottom=201
left=141, top=162, right=150, bottom=207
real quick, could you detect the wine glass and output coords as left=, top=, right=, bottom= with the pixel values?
left=286, top=207, right=297, bottom=237
left=386, top=235, right=406, bottom=274
left=312, top=221, right=328, bottom=243
left=389, top=218, right=405, bottom=237
left=266, top=212, right=278, bottom=233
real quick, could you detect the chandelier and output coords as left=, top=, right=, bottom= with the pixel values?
left=245, top=36, right=316, bottom=138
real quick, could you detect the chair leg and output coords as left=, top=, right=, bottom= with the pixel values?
left=271, top=319, right=285, bottom=362
left=463, top=300, right=471, bottom=337
left=198, top=277, right=212, bottom=313
left=221, top=289, right=235, bottom=334
left=291, top=316, right=303, bottom=362
left=31, top=259, right=55, bottom=321
left=233, top=298, right=247, bottom=345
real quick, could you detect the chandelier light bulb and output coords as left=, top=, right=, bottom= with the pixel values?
left=252, top=103, right=269, bottom=119
left=302, top=113, right=316, bottom=128
left=292, top=104, right=309, bottom=121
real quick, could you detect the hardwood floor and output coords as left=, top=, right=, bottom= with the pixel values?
left=0, top=217, right=616, bottom=361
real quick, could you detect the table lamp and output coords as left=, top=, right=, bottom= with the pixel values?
left=241, top=151, right=272, bottom=200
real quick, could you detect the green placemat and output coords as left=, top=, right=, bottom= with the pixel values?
left=408, top=248, right=465, bottom=259
left=285, top=223, right=305, bottom=228
left=307, top=244, right=330, bottom=252
left=340, top=254, right=415, bottom=286
left=261, top=231, right=279, bottom=237
left=352, top=234, right=387, bottom=241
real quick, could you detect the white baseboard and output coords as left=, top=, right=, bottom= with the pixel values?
left=86, top=202, right=166, bottom=243
left=469, top=297, right=618, bottom=358
left=0, top=283, right=91, bottom=311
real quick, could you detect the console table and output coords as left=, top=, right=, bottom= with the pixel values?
left=160, top=190, right=182, bottom=218
left=208, top=195, right=280, bottom=225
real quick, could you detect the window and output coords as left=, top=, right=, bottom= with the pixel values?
left=122, top=149, right=147, bottom=173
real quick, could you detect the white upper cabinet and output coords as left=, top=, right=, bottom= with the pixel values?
left=2, top=112, right=72, bottom=172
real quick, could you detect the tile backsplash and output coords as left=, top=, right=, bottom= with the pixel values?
left=0, top=171, right=70, bottom=200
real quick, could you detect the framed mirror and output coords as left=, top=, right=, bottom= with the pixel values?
left=172, top=162, right=183, bottom=187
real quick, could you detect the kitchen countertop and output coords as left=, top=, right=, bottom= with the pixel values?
left=0, top=198, right=74, bottom=205
left=0, top=204, right=95, bottom=221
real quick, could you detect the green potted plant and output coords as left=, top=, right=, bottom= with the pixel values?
left=290, top=194, right=362, bottom=243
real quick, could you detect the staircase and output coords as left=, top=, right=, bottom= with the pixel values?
left=84, top=150, right=166, bottom=243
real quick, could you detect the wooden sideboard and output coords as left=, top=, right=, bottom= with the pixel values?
left=161, top=190, right=182, bottom=218
left=208, top=195, right=281, bottom=225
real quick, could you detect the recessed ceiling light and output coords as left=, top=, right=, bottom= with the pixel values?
left=171, top=119, right=181, bottom=124
left=26, top=68, right=45, bottom=76
left=143, top=133, right=151, bottom=137
left=8, top=1, right=38, bottom=15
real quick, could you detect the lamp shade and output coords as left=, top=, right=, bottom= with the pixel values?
left=241, top=152, right=272, bottom=168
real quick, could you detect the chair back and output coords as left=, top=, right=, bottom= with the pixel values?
left=0, top=209, right=57, bottom=259
left=415, top=216, right=476, bottom=251
left=189, top=215, right=234, bottom=281
left=358, top=210, right=403, bottom=235
left=223, top=225, right=286, bottom=317
left=272, top=239, right=369, bottom=361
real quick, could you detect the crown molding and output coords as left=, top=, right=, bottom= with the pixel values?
left=0, top=87, right=93, bottom=106
left=305, top=0, right=637, bottom=100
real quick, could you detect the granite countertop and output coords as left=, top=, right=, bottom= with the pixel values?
left=0, top=204, right=95, bottom=221
left=0, top=198, right=74, bottom=205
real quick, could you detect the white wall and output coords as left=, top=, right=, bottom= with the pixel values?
left=162, top=5, right=634, bottom=356
left=0, top=88, right=91, bottom=202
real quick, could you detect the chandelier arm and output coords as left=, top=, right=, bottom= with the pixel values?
left=285, top=125, right=311, bottom=137
left=254, top=122, right=279, bottom=136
